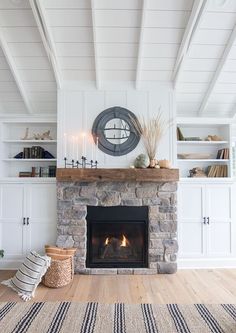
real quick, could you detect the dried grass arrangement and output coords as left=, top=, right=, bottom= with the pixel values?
left=131, top=109, right=171, bottom=164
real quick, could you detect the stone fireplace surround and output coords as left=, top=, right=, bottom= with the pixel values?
left=56, top=169, right=178, bottom=275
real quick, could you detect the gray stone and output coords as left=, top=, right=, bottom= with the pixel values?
left=137, top=182, right=158, bottom=189
left=158, top=192, right=171, bottom=199
left=121, top=192, right=136, bottom=199
left=133, top=269, right=157, bottom=275
left=57, top=179, right=178, bottom=276
left=159, top=206, right=176, bottom=213
left=74, top=197, right=98, bottom=206
left=148, top=206, right=159, bottom=219
left=160, top=198, right=171, bottom=206
left=75, top=181, right=96, bottom=187
left=57, top=200, right=72, bottom=211
left=170, top=254, right=177, bottom=262
left=157, top=262, right=177, bottom=274
left=136, top=187, right=157, bottom=198
left=57, top=225, right=69, bottom=235
left=80, top=186, right=97, bottom=197
left=117, top=269, right=134, bottom=275
left=97, top=182, right=128, bottom=192
left=97, top=191, right=121, bottom=206
left=56, top=235, right=74, bottom=248
left=142, top=198, right=161, bottom=206
left=63, top=186, right=80, bottom=200
left=72, top=206, right=87, bottom=219
left=159, top=182, right=177, bottom=192
left=159, top=220, right=177, bottom=233
left=90, top=269, right=118, bottom=275
left=121, top=199, right=142, bottom=206
left=163, top=239, right=178, bottom=253
left=75, top=268, right=91, bottom=274
left=149, top=239, right=163, bottom=250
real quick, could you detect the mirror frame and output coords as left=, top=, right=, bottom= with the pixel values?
left=92, top=106, right=140, bottom=156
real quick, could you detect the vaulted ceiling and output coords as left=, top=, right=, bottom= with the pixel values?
left=1, top=0, right=236, bottom=118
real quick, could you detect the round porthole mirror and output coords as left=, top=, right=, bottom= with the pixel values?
left=92, top=107, right=140, bottom=156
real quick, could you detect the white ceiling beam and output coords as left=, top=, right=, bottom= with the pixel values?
left=173, top=0, right=208, bottom=88
left=198, top=24, right=236, bottom=116
left=91, top=0, right=101, bottom=89
left=0, top=29, right=33, bottom=114
left=29, top=0, right=62, bottom=89
left=136, top=0, right=147, bottom=90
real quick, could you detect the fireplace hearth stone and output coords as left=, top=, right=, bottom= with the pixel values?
left=57, top=180, right=178, bottom=274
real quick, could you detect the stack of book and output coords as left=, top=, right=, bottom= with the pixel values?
left=19, top=166, right=56, bottom=178
left=23, top=146, right=44, bottom=159
left=207, top=165, right=228, bottom=177
left=216, top=148, right=229, bottom=159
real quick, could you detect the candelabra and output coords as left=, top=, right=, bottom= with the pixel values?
left=64, top=156, right=98, bottom=168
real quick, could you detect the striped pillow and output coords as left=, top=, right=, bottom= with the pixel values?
left=1, top=251, right=51, bottom=301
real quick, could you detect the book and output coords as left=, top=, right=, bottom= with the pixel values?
left=40, top=167, right=49, bottom=177
left=19, top=172, right=32, bottom=177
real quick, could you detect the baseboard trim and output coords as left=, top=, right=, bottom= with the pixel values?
left=178, top=258, right=236, bottom=269
left=0, top=260, right=22, bottom=270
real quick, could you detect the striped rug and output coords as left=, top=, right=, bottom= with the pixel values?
left=0, top=302, right=236, bottom=333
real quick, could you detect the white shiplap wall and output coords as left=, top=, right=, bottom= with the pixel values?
left=57, top=84, right=175, bottom=168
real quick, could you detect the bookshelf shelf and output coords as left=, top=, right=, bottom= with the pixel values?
left=3, top=140, right=57, bottom=144
left=3, top=159, right=57, bottom=162
left=176, top=122, right=231, bottom=178
left=177, top=141, right=228, bottom=145
left=177, top=159, right=229, bottom=162
left=0, top=118, right=57, bottom=178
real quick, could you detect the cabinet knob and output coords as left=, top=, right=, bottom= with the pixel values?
left=207, top=217, right=210, bottom=224
left=203, top=217, right=206, bottom=224
left=23, top=217, right=26, bottom=225
left=26, top=217, right=29, bottom=225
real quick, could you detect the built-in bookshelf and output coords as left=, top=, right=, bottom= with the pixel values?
left=0, top=118, right=57, bottom=178
left=176, top=121, right=231, bottom=179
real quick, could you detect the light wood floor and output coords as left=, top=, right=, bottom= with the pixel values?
left=0, top=269, right=236, bottom=304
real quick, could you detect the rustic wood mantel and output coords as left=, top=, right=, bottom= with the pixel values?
left=56, top=168, right=179, bottom=182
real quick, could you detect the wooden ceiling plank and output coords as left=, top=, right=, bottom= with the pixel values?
left=91, top=0, right=101, bottom=89
left=173, top=0, right=208, bottom=87
left=198, top=24, right=236, bottom=116
left=0, top=29, right=33, bottom=114
left=29, top=0, right=62, bottom=89
left=135, top=0, right=147, bottom=89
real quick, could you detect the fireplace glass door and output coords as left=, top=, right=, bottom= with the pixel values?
left=86, top=206, right=148, bottom=268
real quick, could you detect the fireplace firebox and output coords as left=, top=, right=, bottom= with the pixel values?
left=86, top=206, right=149, bottom=268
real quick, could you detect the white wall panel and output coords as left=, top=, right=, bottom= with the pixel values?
left=58, top=85, right=175, bottom=168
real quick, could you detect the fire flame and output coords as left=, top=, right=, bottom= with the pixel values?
left=104, top=234, right=129, bottom=247
left=120, top=235, right=128, bottom=247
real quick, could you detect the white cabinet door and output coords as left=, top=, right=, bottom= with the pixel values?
left=178, top=184, right=206, bottom=258
left=26, top=184, right=57, bottom=254
left=0, top=184, right=26, bottom=260
left=206, top=185, right=232, bottom=257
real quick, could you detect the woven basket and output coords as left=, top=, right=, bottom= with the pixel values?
left=42, top=256, right=74, bottom=288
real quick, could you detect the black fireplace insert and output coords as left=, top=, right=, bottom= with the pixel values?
left=86, top=206, right=148, bottom=268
